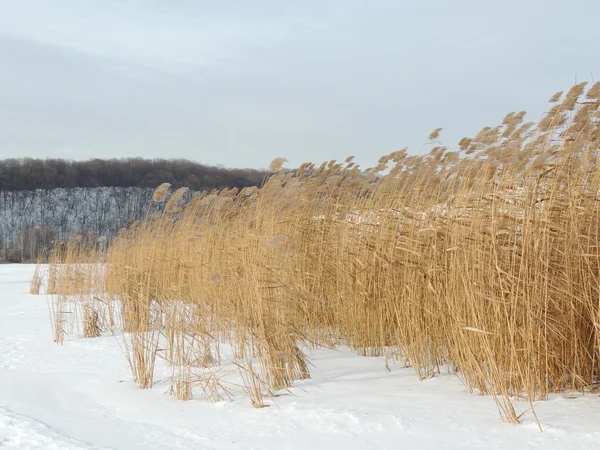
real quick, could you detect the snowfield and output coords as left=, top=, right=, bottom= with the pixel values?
left=1, top=265, right=599, bottom=449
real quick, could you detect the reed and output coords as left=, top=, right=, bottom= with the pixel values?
left=42, top=83, right=600, bottom=424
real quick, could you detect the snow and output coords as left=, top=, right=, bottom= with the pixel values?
left=1, top=265, right=599, bottom=449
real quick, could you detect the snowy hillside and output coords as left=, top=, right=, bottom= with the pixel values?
left=1, top=265, right=599, bottom=449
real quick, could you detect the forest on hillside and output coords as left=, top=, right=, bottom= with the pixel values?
left=0, top=158, right=265, bottom=191
left=0, top=158, right=267, bottom=262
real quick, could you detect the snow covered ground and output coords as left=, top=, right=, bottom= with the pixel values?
left=1, top=265, right=599, bottom=449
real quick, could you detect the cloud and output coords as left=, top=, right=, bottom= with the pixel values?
left=0, top=1, right=343, bottom=73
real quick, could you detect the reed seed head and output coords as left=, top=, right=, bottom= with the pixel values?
left=428, top=127, right=443, bottom=140
left=165, top=187, right=189, bottom=213
left=269, top=158, right=288, bottom=173
left=152, top=183, right=172, bottom=202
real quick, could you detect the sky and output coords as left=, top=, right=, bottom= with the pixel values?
left=0, top=1, right=599, bottom=170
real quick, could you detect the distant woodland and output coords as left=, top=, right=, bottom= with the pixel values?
left=0, top=158, right=265, bottom=191
left=0, top=158, right=266, bottom=262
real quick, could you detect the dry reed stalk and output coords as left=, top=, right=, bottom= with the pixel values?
left=29, top=265, right=43, bottom=294
left=124, top=329, right=160, bottom=389
left=41, top=235, right=109, bottom=343
left=83, top=307, right=101, bottom=338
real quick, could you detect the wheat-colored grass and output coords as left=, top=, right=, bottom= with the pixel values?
left=42, top=83, right=600, bottom=425
left=44, top=236, right=111, bottom=343
left=29, top=249, right=47, bottom=294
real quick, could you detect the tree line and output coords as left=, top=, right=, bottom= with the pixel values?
left=0, top=158, right=265, bottom=191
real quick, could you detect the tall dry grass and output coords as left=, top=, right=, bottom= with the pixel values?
left=44, top=82, right=600, bottom=423
left=43, top=235, right=112, bottom=343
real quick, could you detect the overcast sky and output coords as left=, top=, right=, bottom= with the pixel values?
left=1, top=1, right=599, bottom=170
